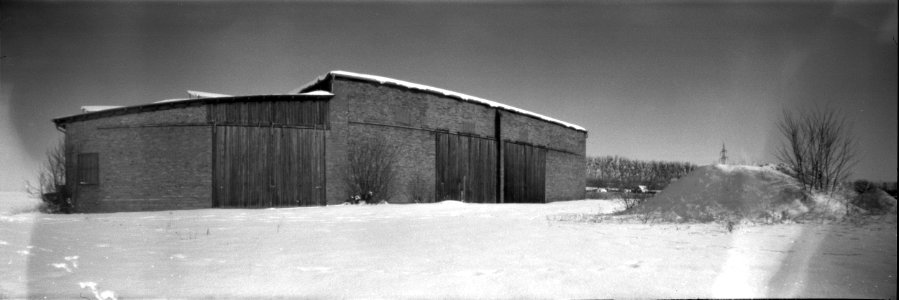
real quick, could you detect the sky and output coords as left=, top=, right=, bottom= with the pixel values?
left=1, top=0, right=896, bottom=191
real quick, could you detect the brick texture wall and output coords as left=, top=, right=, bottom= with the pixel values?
left=499, top=111, right=585, bottom=155
left=64, top=106, right=212, bottom=212
left=329, top=77, right=586, bottom=203
left=545, top=151, right=586, bottom=201
left=347, top=124, right=437, bottom=203
left=341, top=78, right=496, bottom=137
left=500, top=111, right=586, bottom=201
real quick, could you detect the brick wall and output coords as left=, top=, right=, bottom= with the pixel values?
left=341, top=78, right=496, bottom=137
left=64, top=106, right=212, bottom=212
left=329, top=79, right=463, bottom=203
left=545, top=151, right=586, bottom=201
left=499, top=111, right=585, bottom=156
left=346, top=124, right=437, bottom=203
left=499, top=111, right=586, bottom=201
left=330, top=77, right=586, bottom=204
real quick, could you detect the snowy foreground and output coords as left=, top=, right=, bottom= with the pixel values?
left=1, top=199, right=896, bottom=299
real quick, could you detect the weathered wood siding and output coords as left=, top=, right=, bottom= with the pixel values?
left=503, top=141, right=546, bottom=203
left=213, top=126, right=326, bottom=207
left=208, top=99, right=329, bottom=127
left=435, top=133, right=496, bottom=203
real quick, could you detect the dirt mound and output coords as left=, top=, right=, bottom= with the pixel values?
left=632, top=164, right=812, bottom=222
left=854, top=189, right=898, bottom=214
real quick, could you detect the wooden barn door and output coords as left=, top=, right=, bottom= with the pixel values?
left=213, top=126, right=325, bottom=207
left=435, top=133, right=496, bottom=203
left=503, top=142, right=546, bottom=203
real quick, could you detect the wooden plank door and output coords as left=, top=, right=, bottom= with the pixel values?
left=435, top=133, right=496, bottom=203
left=213, top=126, right=325, bottom=207
left=503, top=141, right=546, bottom=203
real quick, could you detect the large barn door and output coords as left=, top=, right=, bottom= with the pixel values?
left=213, top=126, right=325, bottom=207
left=435, top=133, right=496, bottom=203
left=503, top=142, right=546, bottom=203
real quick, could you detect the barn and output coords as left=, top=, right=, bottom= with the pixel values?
left=53, top=71, right=587, bottom=212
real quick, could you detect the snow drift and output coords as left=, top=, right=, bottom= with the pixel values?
left=632, top=164, right=815, bottom=222
left=0, top=191, right=42, bottom=215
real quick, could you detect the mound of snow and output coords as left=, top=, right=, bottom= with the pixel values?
left=634, top=164, right=811, bottom=222
left=0, top=191, right=43, bottom=215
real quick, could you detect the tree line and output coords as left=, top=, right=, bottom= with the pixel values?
left=586, top=155, right=697, bottom=191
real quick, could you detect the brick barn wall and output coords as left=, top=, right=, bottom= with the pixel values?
left=499, top=111, right=586, bottom=202
left=347, top=124, right=437, bottom=203
left=340, top=78, right=496, bottom=137
left=545, top=151, right=586, bottom=201
left=64, top=106, right=212, bottom=212
left=331, top=78, right=498, bottom=203
left=323, top=80, right=351, bottom=205
left=499, top=111, right=585, bottom=156
left=62, top=75, right=586, bottom=210
left=331, top=77, right=585, bottom=203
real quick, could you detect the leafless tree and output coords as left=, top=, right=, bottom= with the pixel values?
left=26, top=139, right=70, bottom=213
left=343, top=137, right=399, bottom=203
left=775, top=108, right=857, bottom=193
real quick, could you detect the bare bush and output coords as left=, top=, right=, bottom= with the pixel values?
left=406, top=172, right=431, bottom=203
left=620, top=192, right=651, bottom=210
left=776, top=108, right=856, bottom=194
left=26, top=139, right=70, bottom=213
left=343, top=137, right=399, bottom=203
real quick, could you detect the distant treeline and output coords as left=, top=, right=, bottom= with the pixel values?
left=586, top=155, right=697, bottom=190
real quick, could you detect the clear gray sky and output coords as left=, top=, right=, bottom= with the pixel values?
left=1, top=0, right=896, bottom=191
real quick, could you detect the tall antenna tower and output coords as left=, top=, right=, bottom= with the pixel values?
left=719, top=143, right=728, bottom=165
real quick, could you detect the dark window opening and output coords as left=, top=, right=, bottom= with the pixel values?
left=78, top=153, right=99, bottom=185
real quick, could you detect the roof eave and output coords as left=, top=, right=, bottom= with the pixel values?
left=53, top=94, right=334, bottom=126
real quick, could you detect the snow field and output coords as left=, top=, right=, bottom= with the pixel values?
left=0, top=191, right=42, bottom=216
left=0, top=199, right=895, bottom=298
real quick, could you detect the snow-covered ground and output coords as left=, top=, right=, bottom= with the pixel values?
left=0, top=198, right=895, bottom=299
left=0, top=191, right=42, bottom=216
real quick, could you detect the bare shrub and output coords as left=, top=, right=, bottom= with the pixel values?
left=406, top=172, right=431, bottom=203
left=343, top=137, right=399, bottom=203
left=620, top=192, right=650, bottom=210
left=25, top=139, right=70, bottom=213
left=776, top=108, right=856, bottom=194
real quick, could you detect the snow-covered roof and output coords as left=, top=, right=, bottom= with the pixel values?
left=296, top=70, right=586, bottom=132
left=188, top=90, right=232, bottom=99
left=56, top=92, right=335, bottom=126
left=152, top=90, right=331, bottom=104
left=153, top=98, right=190, bottom=104
left=151, top=90, right=231, bottom=104
left=81, top=106, right=123, bottom=113
left=301, top=90, right=334, bottom=96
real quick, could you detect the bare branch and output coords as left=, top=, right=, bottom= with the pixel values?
left=775, top=107, right=856, bottom=193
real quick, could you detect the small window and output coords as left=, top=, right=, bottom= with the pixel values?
left=78, top=153, right=99, bottom=185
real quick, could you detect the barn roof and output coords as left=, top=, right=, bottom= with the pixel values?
left=53, top=91, right=333, bottom=127
left=295, top=70, right=587, bottom=132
